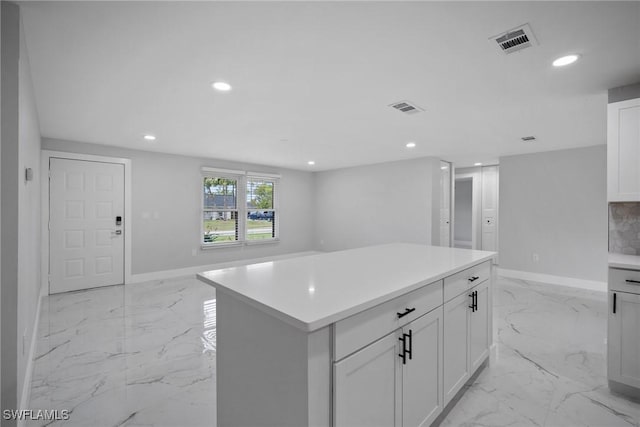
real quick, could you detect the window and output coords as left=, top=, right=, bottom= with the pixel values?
left=246, top=177, right=276, bottom=241
left=202, top=168, right=279, bottom=246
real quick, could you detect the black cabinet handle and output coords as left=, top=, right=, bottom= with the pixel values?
left=404, top=330, right=412, bottom=361
left=474, top=290, right=478, bottom=311
left=397, top=307, right=416, bottom=318
left=626, top=279, right=640, bottom=284
left=398, top=335, right=407, bottom=365
left=468, top=293, right=475, bottom=312
left=468, top=276, right=480, bottom=282
left=613, top=292, right=617, bottom=314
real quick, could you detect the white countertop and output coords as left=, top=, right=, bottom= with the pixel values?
left=609, top=253, right=640, bottom=270
left=197, top=243, right=496, bottom=332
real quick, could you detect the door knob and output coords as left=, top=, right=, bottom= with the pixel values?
left=112, top=230, right=122, bottom=235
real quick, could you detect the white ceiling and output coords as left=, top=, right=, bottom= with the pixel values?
left=20, top=1, right=640, bottom=171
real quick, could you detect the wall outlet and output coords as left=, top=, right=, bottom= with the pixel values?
left=532, top=253, right=539, bottom=263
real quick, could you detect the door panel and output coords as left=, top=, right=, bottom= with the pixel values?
left=402, top=308, right=443, bottom=427
left=443, top=291, right=471, bottom=405
left=481, top=166, right=498, bottom=252
left=334, top=332, right=401, bottom=427
left=50, top=158, right=125, bottom=293
left=440, top=161, right=451, bottom=247
left=608, top=291, right=640, bottom=388
left=470, top=281, right=490, bottom=371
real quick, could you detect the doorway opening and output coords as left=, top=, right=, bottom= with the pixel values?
left=454, top=178, right=473, bottom=249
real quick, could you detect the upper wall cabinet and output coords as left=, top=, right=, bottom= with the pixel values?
left=608, top=98, right=640, bottom=202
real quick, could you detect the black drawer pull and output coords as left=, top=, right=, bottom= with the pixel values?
left=398, top=335, right=407, bottom=365
left=613, top=292, right=617, bottom=314
left=397, top=307, right=416, bottom=318
left=468, top=293, right=475, bottom=312
left=468, top=276, right=480, bottom=282
left=625, top=279, right=640, bottom=284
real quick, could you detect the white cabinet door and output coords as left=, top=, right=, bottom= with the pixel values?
left=470, top=281, right=490, bottom=372
left=608, top=98, right=640, bottom=201
left=608, top=291, right=640, bottom=389
left=443, top=291, right=472, bottom=405
left=402, top=308, right=444, bottom=427
left=334, top=332, right=401, bottom=427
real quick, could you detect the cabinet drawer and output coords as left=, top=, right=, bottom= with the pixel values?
left=609, top=267, right=640, bottom=294
left=334, top=280, right=443, bottom=361
left=443, top=261, right=491, bottom=302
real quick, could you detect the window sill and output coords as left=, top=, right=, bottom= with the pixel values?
left=201, top=241, right=243, bottom=250
left=200, top=239, right=279, bottom=250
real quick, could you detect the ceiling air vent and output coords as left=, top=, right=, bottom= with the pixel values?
left=521, top=136, right=536, bottom=142
left=491, top=23, right=537, bottom=55
left=389, top=100, right=424, bottom=115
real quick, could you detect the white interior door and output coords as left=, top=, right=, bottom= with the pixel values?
left=440, top=161, right=452, bottom=247
left=49, top=158, right=125, bottom=294
left=481, top=166, right=498, bottom=252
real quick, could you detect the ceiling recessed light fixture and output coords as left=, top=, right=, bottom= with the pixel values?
left=441, top=166, right=448, bottom=170
left=406, top=142, right=416, bottom=148
left=212, top=81, right=232, bottom=91
left=552, top=54, right=579, bottom=67
left=474, top=162, right=483, bottom=166
left=307, top=161, right=315, bottom=166
left=143, top=135, right=156, bottom=141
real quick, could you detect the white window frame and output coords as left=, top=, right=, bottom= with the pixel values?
left=201, top=167, right=280, bottom=249
left=245, top=173, right=280, bottom=245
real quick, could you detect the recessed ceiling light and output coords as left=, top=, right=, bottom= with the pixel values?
left=552, top=54, right=579, bottom=67
left=212, top=81, right=232, bottom=91
left=474, top=162, right=483, bottom=166
left=143, top=135, right=156, bottom=141
left=307, top=161, right=315, bottom=166
left=406, top=142, right=416, bottom=148
left=441, top=166, right=448, bottom=170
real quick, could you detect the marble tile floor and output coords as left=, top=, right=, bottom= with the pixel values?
left=26, top=275, right=640, bottom=426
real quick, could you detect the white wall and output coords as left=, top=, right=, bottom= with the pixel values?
left=1, top=2, right=42, bottom=418
left=454, top=178, right=472, bottom=242
left=42, top=138, right=316, bottom=275
left=17, top=15, right=41, bottom=408
left=314, top=157, right=440, bottom=251
left=1, top=2, right=20, bottom=418
left=499, top=145, right=607, bottom=282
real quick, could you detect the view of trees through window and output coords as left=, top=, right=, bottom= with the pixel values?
left=246, top=178, right=275, bottom=240
left=203, top=176, right=276, bottom=244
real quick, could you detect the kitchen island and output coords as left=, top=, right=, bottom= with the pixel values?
left=197, top=243, right=496, bottom=427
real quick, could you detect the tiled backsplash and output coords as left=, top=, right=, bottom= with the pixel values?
left=609, top=202, right=640, bottom=255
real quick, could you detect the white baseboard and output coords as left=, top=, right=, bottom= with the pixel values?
left=497, top=268, right=606, bottom=292
left=19, top=283, right=48, bottom=423
left=128, top=251, right=322, bottom=284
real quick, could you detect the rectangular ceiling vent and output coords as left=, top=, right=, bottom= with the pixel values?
left=521, top=136, right=536, bottom=141
left=389, top=100, right=424, bottom=115
left=491, top=23, right=537, bottom=55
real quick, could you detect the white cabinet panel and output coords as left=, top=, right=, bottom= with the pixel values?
left=608, top=98, right=640, bottom=201
left=334, top=332, right=401, bottom=427
left=470, top=281, right=490, bottom=372
left=443, top=291, right=471, bottom=405
left=402, top=308, right=444, bottom=427
left=608, top=290, right=640, bottom=389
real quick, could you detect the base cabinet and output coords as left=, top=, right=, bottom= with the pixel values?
left=334, top=308, right=444, bottom=427
left=608, top=290, right=640, bottom=389
left=443, top=280, right=490, bottom=405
